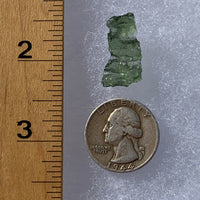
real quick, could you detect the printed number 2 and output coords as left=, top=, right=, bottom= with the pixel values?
left=17, top=120, right=32, bottom=139
left=18, top=41, right=32, bottom=58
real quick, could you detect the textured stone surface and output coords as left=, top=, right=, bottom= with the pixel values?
left=102, top=13, right=142, bottom=87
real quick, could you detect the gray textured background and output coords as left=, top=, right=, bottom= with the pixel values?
left=64, top=0, right=200, bottom=199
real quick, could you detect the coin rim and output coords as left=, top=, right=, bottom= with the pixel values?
left=84, top=98, right=160, bottom=173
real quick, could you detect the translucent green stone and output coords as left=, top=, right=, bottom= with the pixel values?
left=102, top=13, right=142, bottom=87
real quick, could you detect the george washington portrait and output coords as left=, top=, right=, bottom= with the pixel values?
left=103, top=107, right=144, bottom=163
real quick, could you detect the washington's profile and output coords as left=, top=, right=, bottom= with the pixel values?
left=103, top=107, right=144, bottom=163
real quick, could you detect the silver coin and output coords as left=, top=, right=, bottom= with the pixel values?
left=85, top=99, right=159, bottom=172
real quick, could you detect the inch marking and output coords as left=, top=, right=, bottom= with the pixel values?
left=18, top=59, right=62, bottom=62
left=33, top=99, right=62, bottom=102
left=33, top=19, right=63, bottom=22
left=17, top=140, right=61, bottom=143
left=48, top=89, right=62, bottom=91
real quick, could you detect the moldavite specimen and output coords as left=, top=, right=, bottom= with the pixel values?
left=102, top=13, right=142, bottom=87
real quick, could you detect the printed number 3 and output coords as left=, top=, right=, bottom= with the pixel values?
left=17, top=120, right=32, bottom=139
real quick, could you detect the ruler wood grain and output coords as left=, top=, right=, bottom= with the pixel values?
left=0, top=0, right=64, bottom=199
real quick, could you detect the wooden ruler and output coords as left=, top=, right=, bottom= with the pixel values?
left=0, top=0, right=64, bottom=199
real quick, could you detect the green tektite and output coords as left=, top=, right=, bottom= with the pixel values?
left=102, top=13, right=142, bottom=87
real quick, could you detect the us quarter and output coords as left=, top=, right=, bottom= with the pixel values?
left=85, top=99, right=159, bottom=172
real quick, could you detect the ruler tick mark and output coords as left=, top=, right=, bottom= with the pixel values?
left=48, top=89, right=62, bottom=91
left=53, top=5, right=63, bottom=7
left=32, top=181, right=61, bottom=183
left=47, top=192, right=62, bottom=193
left=47, top=171, right=62, bottom=173
left=17, top=140, right=61, bottom=143
left=44, top=40, right=63, bottom=42
left=48, top=10, right=63, bottom=12
left=44, top=0, right=63, bottom=1
left=43, top=80, right=62, bottom=82
left=52, top=95, right=62, bottom=97
left=52, top=105, right=62, bottom=107
left=53, top=25, right=63, bottom=26
left=48, top=70, right=63, bottom=72
left=33, top=99, right=62, bottom=102
left=48, top=130, right=62, bottom=132
left=52, top=135, right=62, bottom=137
left=49, top=30, right=63, bottom=32
left=52, top=138, right=62, bottom=141
left=48, top=110, right=62, bottom=112
left=52, top=125, right=62, bottom=128
left=48, top=150, right=62, bottom=152
left=48, top=49, right=63, bottom=51
left=53, top=44, right=63, bottom=47
left=43, top=120, right=62, bottom=122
